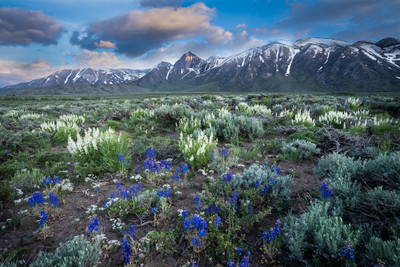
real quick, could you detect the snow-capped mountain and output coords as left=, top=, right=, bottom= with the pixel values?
left=2, top=68, right=149, bottom=91
left=2, top=37, right=400, bottom=94
left=137, top=37, right=400, bottom=92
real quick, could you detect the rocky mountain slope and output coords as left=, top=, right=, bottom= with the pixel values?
left=2, top=37, right=399, bottom=94
left=1, top=68, right=149, bottom=94
left=137, top=37, right=400, bottom=92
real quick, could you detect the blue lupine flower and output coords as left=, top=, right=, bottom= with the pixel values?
left=182, top=210, right=188, bottom=218
left=39, top=210, right=48, bottom=228
left=269, top=178, right=276, bottom=186
left=340, top=241, right=355, bottom=261
left=129, top=225, right=135, bottom=238
left=171, top=174, right=181, bottom=182
left=95, top=188, right=100, bottom=193
left=121, top=236, right=131, bottom=265
left=118, top=154, right=127, bottom=163
left=222, top=172, right=233, bottom=185
left=146, top=147, right=156, bottom=160
left=157, top=189, right=170, bottom=198
left=192, top=236, right=201, bottom=247
left=88, top=218, right=99, bottom=234
left=28, top=192, right=44, bottom=207
left=184, top=218, right=191, bottom=232
left=215, top=216, right=221, bottom=228
left=230, top=191, right=238, bottom=209
left=103, top=201, right=108, bottom=209
left=206, top=203, right=220, bottom=215
left=239, top=255, right=250, bottom=267
left=199, top=228, right=206, bottom=237
left=237, top=247, right=244, bottom=257
left=136, top=165, right=141, bottom=174
left=271, top=165, right=280, bottom=175
left=228, top=259, right=235, bottom=267
left=182, top=162, right=189, bottom=174
left=49, top=192, right=59, bottom=207
left=210, top=149, right=215, bottom=162
left=42, top=178, right=49, bottom=187
left=194, top=195, right=201, bottom=210
left=192, top=214, right=207, bottom=230
left=53, top=176, right=60, bottom=183
left=220, top=148, right=228, bottom=157
left=110, top=192, right=115, bottom=199
left=262, top=219, right=281, bottom=242
left=152, top=207, right=157, bottom=214
left=260, top=184, right=269, bottom=195
left=255, top=179, right=260, bottom=189
left=248, top=206, right=253, bottom=215
left=321, top=180, right=332, bottom=198
left=177, top=167, right=180, bottom=175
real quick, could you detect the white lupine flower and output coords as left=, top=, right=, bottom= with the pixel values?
left=237, top=102, right=272, bottom=115
left=346, top=97, right=361, bottom=107
left=292, top=109, right=315, bottom=126
left=67, top=127, right=126, bottom=158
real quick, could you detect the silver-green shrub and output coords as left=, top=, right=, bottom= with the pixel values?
left=365, top=236, right=400, bottom=266
left=314, top=152, right=363, bottom=179
left=31, top=235, right=100, bottom=267
left=214, top=114, right=263, bottom=143
left=285, top=200, right=361, bottom=263
left=363, top=151, right=400, bottom=186
left=280, top=139, right=320, bottom=161
left=231, top=164, right=294, bottom=201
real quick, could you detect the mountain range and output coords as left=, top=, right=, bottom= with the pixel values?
left=2, top=37, right=400, bottom=95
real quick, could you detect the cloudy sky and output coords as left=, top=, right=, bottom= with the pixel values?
left=0, top=0, right=399, bottom=86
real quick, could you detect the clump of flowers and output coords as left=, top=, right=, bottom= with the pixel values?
left=146, top=147, right=156, bottom=160
left=318, top=110, right=352, bottom=129
left=262, top=220, right=281, bottom=242
left=40, top=114, right=84, bottom=143
left=28, top=192, right=44, bottom=207
left=346, top=97, right=361, bottom=110
left=229, top=249, right=251, bottom=267
left=321, top=180, right=332, bottom=198
left=88, top=217, right=99, bottom=234
left=49, top=192, right=59, bottom=207
left=292, top=109, right=315, bottom=126
left=42, top=176, right=60, bottom=187
left=67, top=127, right=130, bottom=172
left=179, top=129, right=217, bottom=169
left=262, top=220, right=282, bottom=262
left=121, top=236, right=132, bottom=265
left=157, top=188, right=170, bottom=198
left=39, top=210, right=48, bottom=228
left=340, top=241, right=355, bottom=261
left=237, top=102, right=272, bottom=116
left=177, top=116, right=202, bottom=135
left=183, top=214, right=208, bottom=252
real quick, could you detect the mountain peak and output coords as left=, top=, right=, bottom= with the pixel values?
left=174, top=51, right=206, bottom=69
left=376, top=37, right=400, bottom=48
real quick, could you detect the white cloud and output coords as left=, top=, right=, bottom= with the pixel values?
left=94, top=40, right=117, bottom=49
left=0, top=59, right=68, bottom=86
left=73, top=50, right=131, bottom=69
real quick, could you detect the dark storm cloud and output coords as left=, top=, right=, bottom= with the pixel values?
left=69, top=3, right=232, bottom=58
left=139, top=0, right=183, bottom=8
left=275, top=0, right=400, bottom=41
left=0, top=8, right=64, bottom=46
